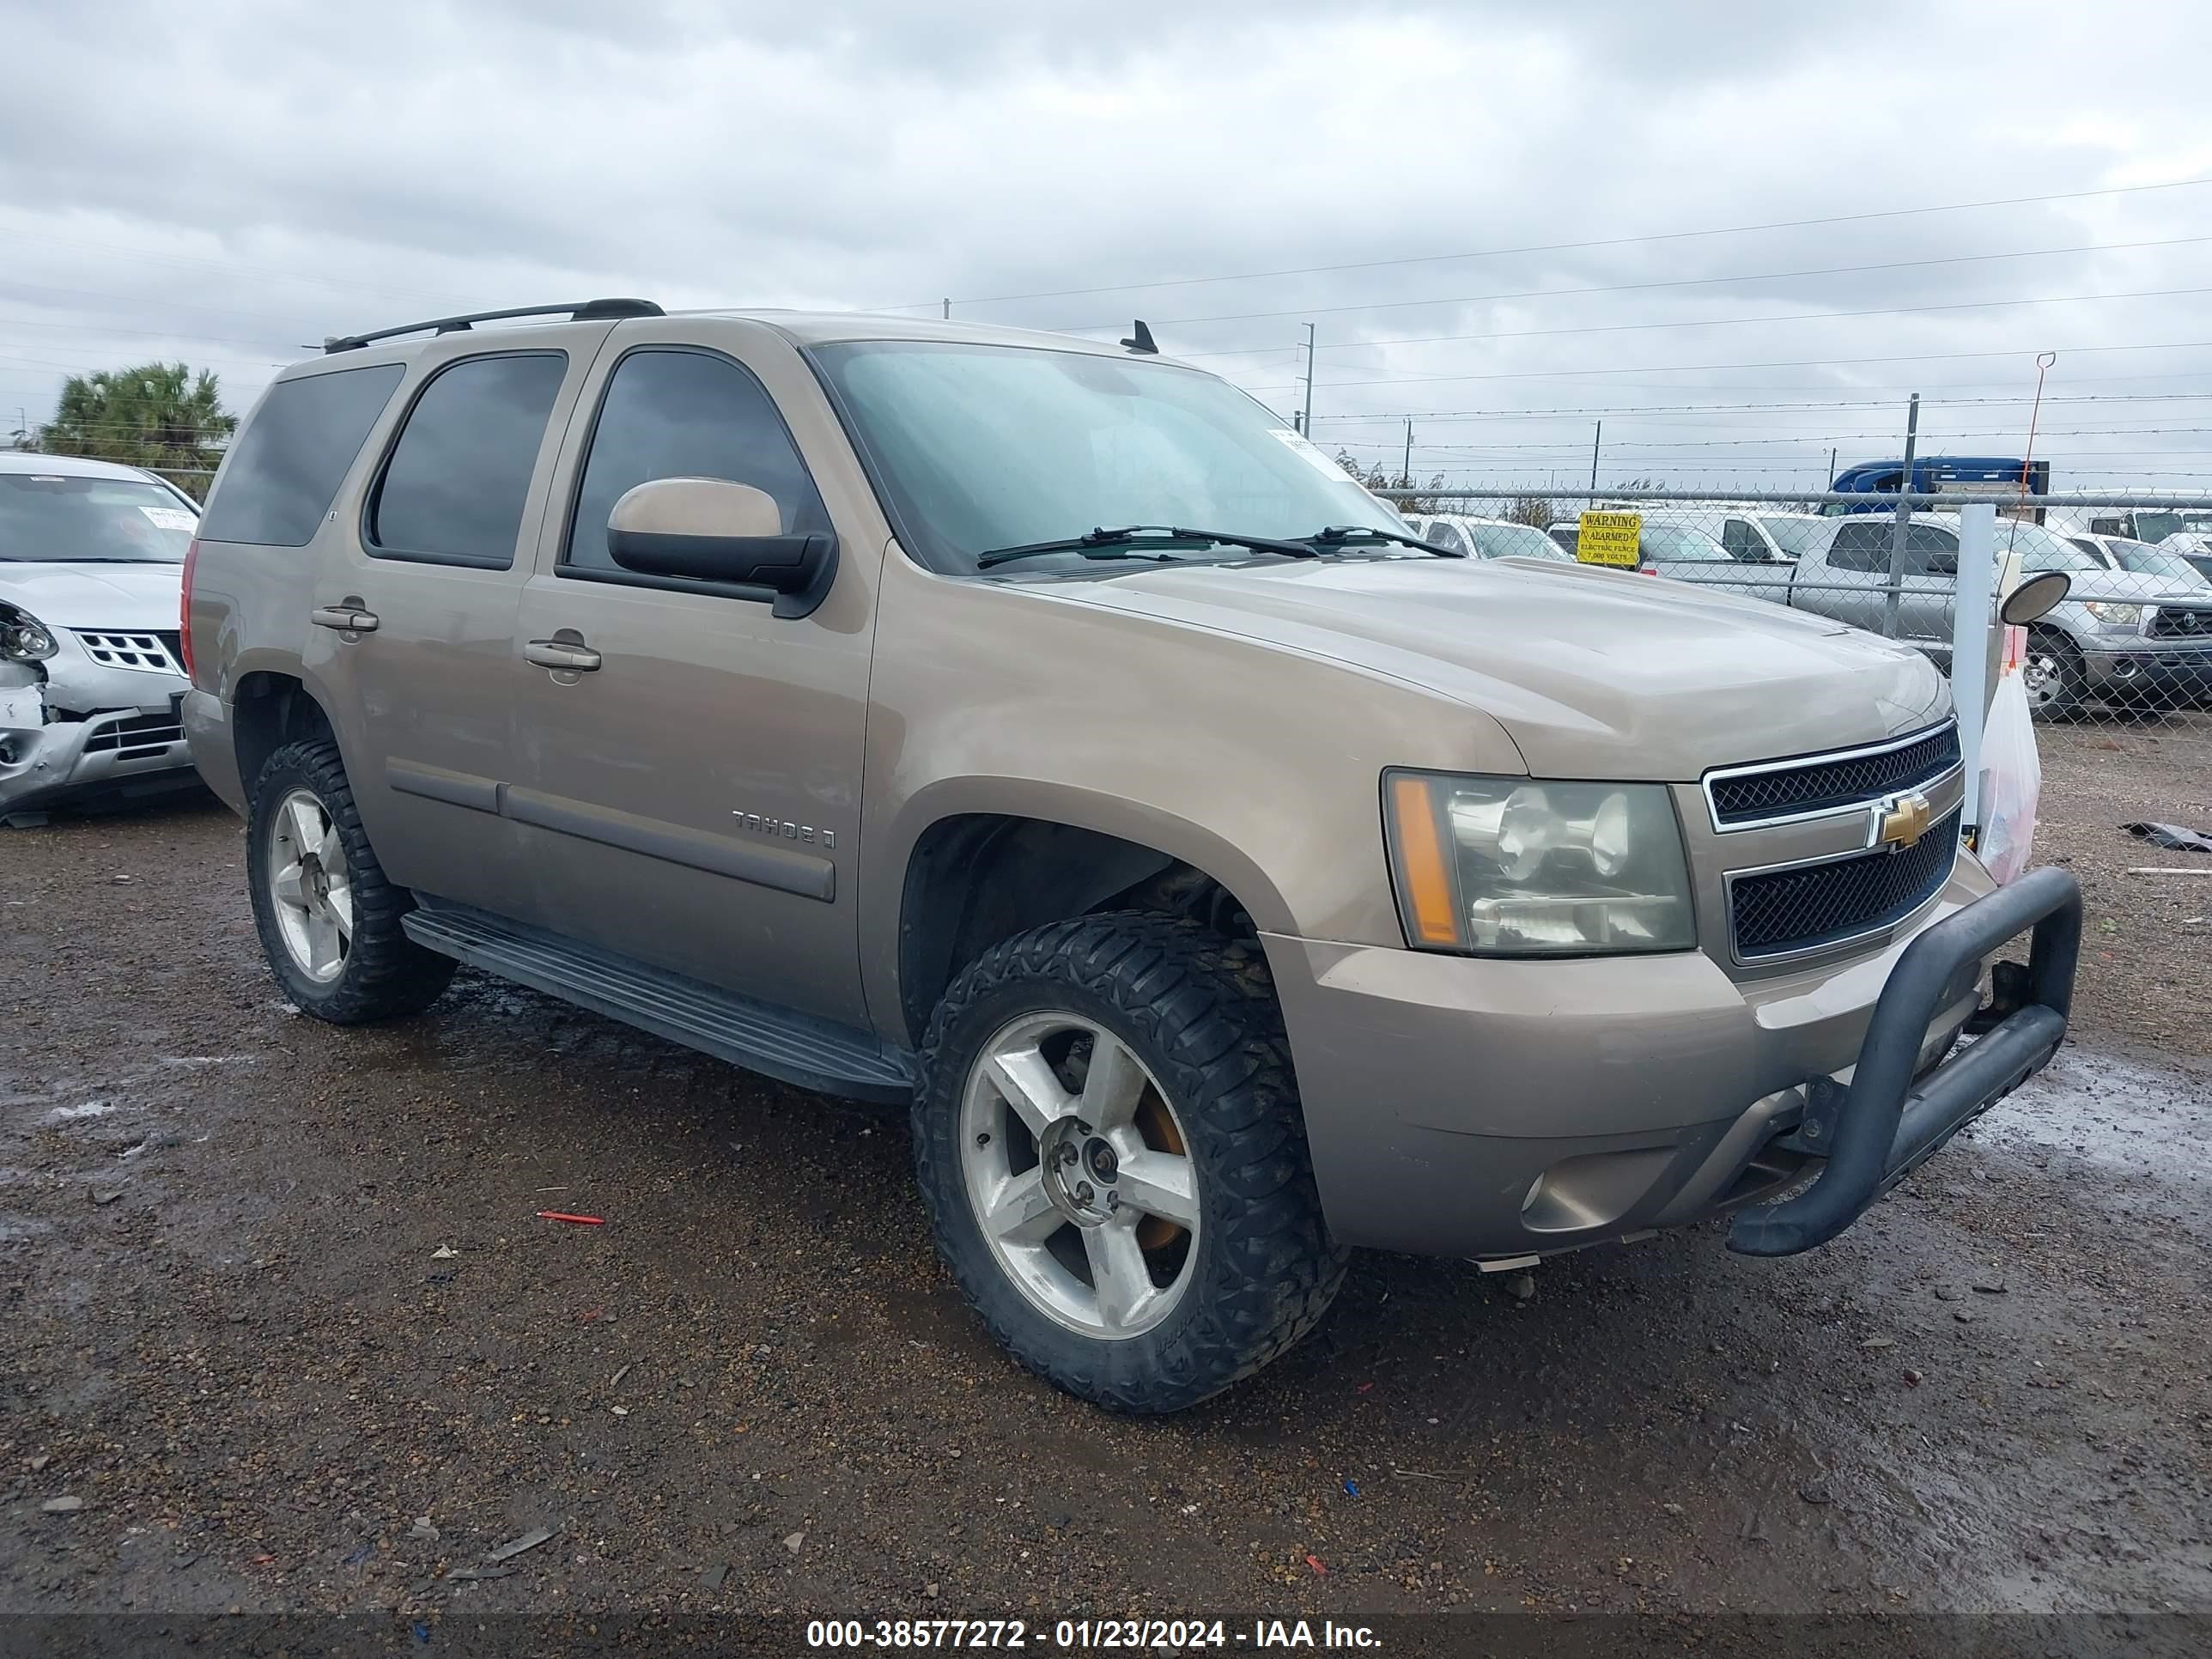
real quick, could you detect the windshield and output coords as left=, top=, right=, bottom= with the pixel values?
left=1639, top=522, right=1730, bottom=562
left=810, top=342, right=1402, bottom=571
left=1991, top=520, right=2102, bottom=573
left=0, top=471, right=195, bottom=563
left=1758, top=516, right=1828, bottom=557
left=1465, top=520, right=1572, bottom=561
left=2110, top=541, right=2210, bottom=584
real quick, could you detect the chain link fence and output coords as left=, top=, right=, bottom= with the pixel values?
left=1376, top=485, right=2212, bottom=738
left=1377, top=485, right=2212, bottom=1053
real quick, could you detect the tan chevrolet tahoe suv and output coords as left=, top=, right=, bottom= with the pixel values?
left=180, top=299, right=2081, bottom=1412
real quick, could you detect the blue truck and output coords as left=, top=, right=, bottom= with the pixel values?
left=1828, top=456, right=2050, bottom=514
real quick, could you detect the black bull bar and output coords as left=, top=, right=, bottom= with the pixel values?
left=1728, top=864, right=2081, bottom=1258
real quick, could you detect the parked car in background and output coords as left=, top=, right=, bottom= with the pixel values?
left=1648, top=514, right=2212, bottom=716
left=1, top=453, right=202, bottom=824
left=1642, top=509, right=1796, bottom=565
left=2156, top=532, right=2212, bottom=584
left=181, top=298, right=2080, bottom=1412
left=1548, top=517, right=1739, bottom=574
left=1401, top=514, right=1573, bottom=561
left=2069, top=533, right=2212, bottom=590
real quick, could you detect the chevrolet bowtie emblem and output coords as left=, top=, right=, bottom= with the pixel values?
left=1876, top=791, right=1933, bottom=850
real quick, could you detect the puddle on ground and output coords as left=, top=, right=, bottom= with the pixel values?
left=1972, top=1047, right=2208, bottom=1185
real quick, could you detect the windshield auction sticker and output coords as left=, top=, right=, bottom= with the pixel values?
left=1268, top=427, right=1357, bottom=481
left=1577, top=508, right=1642, bottom=568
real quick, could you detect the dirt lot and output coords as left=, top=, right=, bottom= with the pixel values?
left=2035, top=714, right=2212, bottom=1060
left=3, top=756, right=2209, bottom=1646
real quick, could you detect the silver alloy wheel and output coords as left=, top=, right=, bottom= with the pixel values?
left=958, top=1011, right=1201, bottom=1340
left=267, top=787, right=354, bottom=983
left=2022, top=649, right=2064, bottom=709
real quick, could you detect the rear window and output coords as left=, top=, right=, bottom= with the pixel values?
left=0, top=473, right=196, bottom=563
left=198, top=364, right=404, bottom=547
left=368, top=353, right=567, bottom=568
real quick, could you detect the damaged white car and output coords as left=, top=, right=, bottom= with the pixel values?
left=1, top=453, right=204, bottom=824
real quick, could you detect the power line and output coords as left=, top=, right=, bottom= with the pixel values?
left=1310, top=392, right=2212, bottom=424
left=1069, top=235, right=2212, bottom=337
left=887, top=173, right=2212, bottom=311
left=1212, top=282, right=2212, bottom=374
left=1240, top=333, right=2212, bottom=395
left=1338, top=431, right=2212, bottom=453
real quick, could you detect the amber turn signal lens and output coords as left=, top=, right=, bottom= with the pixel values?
left=1389, top=774, right=1460, bottom=946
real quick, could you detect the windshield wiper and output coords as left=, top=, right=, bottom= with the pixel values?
left=1304, top=524, right=1466, bottom=558
left=977, top=525, right=1321, bottom=569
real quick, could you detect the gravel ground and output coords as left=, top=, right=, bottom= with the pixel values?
left=3, top=793, right=2208, bottom=1644
left=2033, top=711, right=2212, bottom=1059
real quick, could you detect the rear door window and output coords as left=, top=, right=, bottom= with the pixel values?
left=1830, top=520, right=1957, bottom=573
left=197, top=364, right=404, bottom=546
left=1723, top=518, right=1768, bottom=562
left=562, top=347, right=830, bottom=577
left=367, top=353, right=567, bottom=568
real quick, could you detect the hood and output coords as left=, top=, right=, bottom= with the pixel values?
left=0, top=561, right=183, bottom=629
left=1042, top=556, right=1949, bottom=779
left=2057, top=567, right=2212, bottom=609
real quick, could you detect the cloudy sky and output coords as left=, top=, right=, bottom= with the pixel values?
left=4, top=0, right=2210, bottom=493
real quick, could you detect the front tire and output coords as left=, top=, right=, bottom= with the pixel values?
left=913, top=913, right=1346, bottom=1413
left=246, top=738, right=455, bottom=1023
left=2022, top=629, right=2087, bottom=720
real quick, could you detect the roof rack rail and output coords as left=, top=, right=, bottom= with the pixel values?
left=323, top=297, right=664, bottom=355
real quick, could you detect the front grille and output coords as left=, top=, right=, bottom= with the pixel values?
left=1707, top=723, right=1960, bottom=827
left=83, top=711, right=185, bottom=759
left=2147, top=607, right=2211, bottom=639
left=1730, top=807, right=1961, bottom=958
left=73, top=629, right=184, bottom=675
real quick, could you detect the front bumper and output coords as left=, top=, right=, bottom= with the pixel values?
left=1, top=687, right=198, bottom=817
left=2084, top=635, right=2212, bottom=702
left=1263, top=859, right=2078, bottom=1261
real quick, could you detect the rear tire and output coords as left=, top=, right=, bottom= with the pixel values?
left=913, top=913, right=1346, bottom=1413
left=246, top=738, right=455, bottom=1023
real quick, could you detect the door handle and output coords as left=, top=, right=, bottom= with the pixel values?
left=525, top=639, right=603, bottom=672
left=310, top=605, right=380, bottom=633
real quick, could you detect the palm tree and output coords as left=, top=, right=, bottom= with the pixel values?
left=37, top=362, right=238, bottom=499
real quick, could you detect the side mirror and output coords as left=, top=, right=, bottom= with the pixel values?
left=607, top=477, right=837, bottom=619
left=2001, top=569, right=2070, bottom=626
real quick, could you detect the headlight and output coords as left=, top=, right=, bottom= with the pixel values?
left=1385, top=772, right=1697, bottom=956
left=0, top=605, right=58, bottom=663
left=2082, top=601, right=2141, bottom=627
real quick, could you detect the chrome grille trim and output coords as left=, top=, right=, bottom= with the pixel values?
left=1701, top=720, right=1960, bottom=833
left=72, top=629, right=185, bottom=676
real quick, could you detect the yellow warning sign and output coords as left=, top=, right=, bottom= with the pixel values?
left=1576, top=510, right=1643, bottom=568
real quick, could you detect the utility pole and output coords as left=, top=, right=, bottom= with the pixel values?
left=1827, top=447, right=1838, bottom=487
left=1293, top=324, right=1317, bottom=436
left=1402, top=419, right=1413, bottom=488
left=1588, top=420, right=1601, bottom=495
left=1883, top=392, right=1922, bottom=639
left=941, top=298, right=951, bottom=319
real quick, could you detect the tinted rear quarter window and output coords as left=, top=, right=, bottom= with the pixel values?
left=368, top=352, right=568, bottom=568
left=197, top=364, right=404, bottom=546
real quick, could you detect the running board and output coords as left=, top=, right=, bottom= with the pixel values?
left=402, top=904, right=916, bottom=1105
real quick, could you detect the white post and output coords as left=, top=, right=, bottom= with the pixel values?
left=1953, top=503, right=1996, bottom=835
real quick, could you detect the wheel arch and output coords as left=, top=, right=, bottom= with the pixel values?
left=881, top=782, right=1291, bottom=1048
left=231, top=669, right=337, bottom=795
